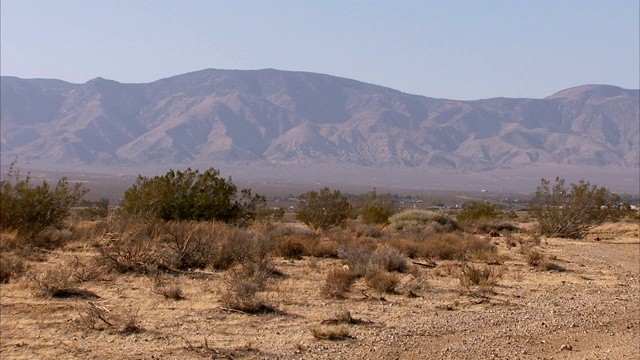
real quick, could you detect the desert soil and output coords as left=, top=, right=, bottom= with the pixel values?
left=1, top=221, right=638, bottom=359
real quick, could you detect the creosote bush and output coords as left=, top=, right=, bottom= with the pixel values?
left=531, top=177, right=622, bottom=239
left=1, top=162, right=88, bottom=242
left=296, top=187, right=352, bottom=231
left=120, top=167, right=265, bottom=223
left=322, top=267, right=358, bottom=298
left=388, top=210, right=459, bottom=234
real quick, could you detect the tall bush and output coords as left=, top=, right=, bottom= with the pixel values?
left=1, top=164, right=88, bottom=238
left=296, top=187, right=352, bottom=231
left=531, top=177, right=621, bottom=238
left=120, top=168, right=265, bottom=223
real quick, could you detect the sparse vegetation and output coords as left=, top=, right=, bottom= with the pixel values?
left=0, top=162, right=88, bottom=242
left=296, top=187, right=352, bottom=231
left=531, top=177, right=622, bottom=239
left=1, top=167, right=637, bottom=359
left=120, top=167, right=265, bottom=223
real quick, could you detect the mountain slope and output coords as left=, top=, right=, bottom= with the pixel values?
left=1, top=69, right=638, bottom=170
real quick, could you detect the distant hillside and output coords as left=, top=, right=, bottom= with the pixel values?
left=1, top=69, right=638, bottom=173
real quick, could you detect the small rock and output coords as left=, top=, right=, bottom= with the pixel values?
left=560, top=344, right=573, bottom=351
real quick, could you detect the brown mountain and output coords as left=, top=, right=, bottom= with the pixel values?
left=1, top=69, right=638, bottom=175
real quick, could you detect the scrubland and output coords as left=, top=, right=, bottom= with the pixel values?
left=1, top=211, right=638, bottom=359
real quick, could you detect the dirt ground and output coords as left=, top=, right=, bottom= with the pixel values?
left=1, top=221, right=638, bottom=359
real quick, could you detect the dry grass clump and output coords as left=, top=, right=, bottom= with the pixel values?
left=151, top=275, right=185, bottom=300
left=309, top=325, right=352, bottom=340
left=370, top=246, right=409, bottom=272
left=163, top=221, right=216, bottom=270
left=322, top=267, right=359, bottom=299
left=213, top=229, right=273, bottom=270
left=413, top=233, right=496, bottom=261
left=337, top=244, right=376, bottom=276
left=364, top=271, right=399, bottom=294
left=26, top=265, right=100, bottom=299
left=275, top=235, right=308, bottom=259
left=388, top=210, right=459, bottom=234
left=0, top=252, right=26, bottom=283
left=219, top=252, right=277, bottom=313
left=77, top=303, right=143, bottom=334
left=98, top=221, right=163, bottom=274
left=457, top=263, right=503, bottom=294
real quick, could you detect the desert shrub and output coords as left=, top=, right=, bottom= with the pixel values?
left=364, top=271, right=399, bottom=293
left=385, top=238, right=420, bottom=259
left=26, top=264, right=99, bottom=299
left=388, top=210, right=459, bottom=234
left=0, top=252, right=26, bottom=283
left=309, top=325, right=351, bottom=340
left=77, top=303, right=142, bottom=334
left=348, top=221, right=385, bottom=238
left=414, top=233, right=495, bottom=261
left=354, top=190, right=397, bottom=225
left=0, top=163, right=88, bottom=242
left=163, top=221, right=217, bottom=270
left=457, top=202, right=498, bottom=225
left=275, top=235, right=308, bottom=259
left=540, top=261, right=567, bottom=272
left=530, top=177, right=622, bottom=239
left=152, top=275, right=185, bottom=300
left=120, top=167, right=266, bottom=223
left=308, top=239, right=340, bottom=258
left=322, top=267, right=358, bottom=298
left=213, top=229, right=274, bottom=270
left=458, top=263, right=502, bottom=294
left=220, top=262, right=275, bottom=313
left=525, top=250, right=544, bottom=267
left=296, top=187, right=352, bottom=231
left=337, top=244, right=376, bottom=276
left=98, top=222, right=164, bottom=274
left=370, top=246, right=409, bottom=272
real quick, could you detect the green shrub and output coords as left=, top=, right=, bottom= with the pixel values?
left=530, top=177, right=622, bottom=239
left=457, top=202, right=498, bottom=225
left=1, top=164, right=88, bottom=240
left=354, top=190, right=396, bottom=225
left=120, top=167, right=265, bottom=223
left=296, top=187, right=352, bottom=231
left=388, top=210, right=458, bottom=233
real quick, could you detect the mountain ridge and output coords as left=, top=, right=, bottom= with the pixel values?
left=1, top=69, right=638, bottom=176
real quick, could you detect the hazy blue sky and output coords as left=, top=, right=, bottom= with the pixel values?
left=1, top=0, right=638, bottom=100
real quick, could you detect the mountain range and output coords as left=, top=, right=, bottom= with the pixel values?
left=1, top=69, right=638, bottom=192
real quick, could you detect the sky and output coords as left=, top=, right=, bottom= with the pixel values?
left=1, top=0, right=638, bottom=100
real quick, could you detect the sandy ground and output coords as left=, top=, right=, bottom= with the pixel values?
left=1, top=221, right=638, bottom=359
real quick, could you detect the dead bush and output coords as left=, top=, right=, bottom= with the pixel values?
left=385, top=238, right=420, bottom=259
left=370, top=246, right=409, bottom=272
left=164, top=221, right=218, bottom=270
left=26, top=265, right=99, bottom=299
left=152, top=275, right=185, bottom=300
left=541, top=261, right=567, bottom=272
left=275, top=235, right=308, bottom=259
left=0, top=252, right=26, bottom=283
left=68, top=255, right=110, bottom=282
left=365, top=271, right=399, bottom=294
left=321, top=267, right=358, bottom=299
left=219, top=262, right=275, bottom=313
left=309, top=239, right=340, bottom=258
left=458, top=263, right=502, bottom=294
left=337, top=244, right=376, bottom=277
left=415, top=233, right=496, bottom=261
left=309, top=325, right=352, bottom=340
left=525, top=250, right=544, bottom=267
left=77, top=303, right=143, bottom=334
left=98, top=222, right=163, bottom=274
left=212, top=229, right=272, bottom=271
